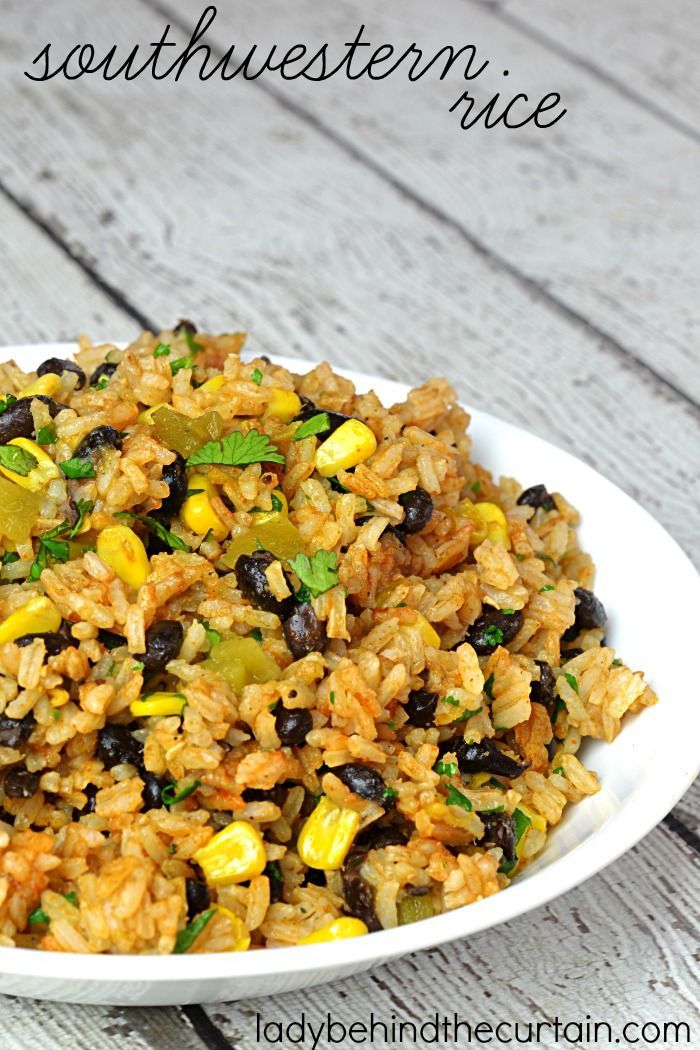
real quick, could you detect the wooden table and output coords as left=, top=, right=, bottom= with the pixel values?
left=0, top=0, right=697, bottom=1044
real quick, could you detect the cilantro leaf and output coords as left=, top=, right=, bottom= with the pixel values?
left=250, top=368, right=263, bottom=386
left=442, top=695, right=460, bottom=706
left=434, top=760, right=457, bottom=777
left=37, top=426, right=56, bottom=446
left=161, top=779, right=200, bottom=807
left=60, top=457, right=96, bottom=479
left=446, top=784, right=472, bottom=812
left=539, top=585, right=555, bottom=593
left=187, top=428, right=284, bottom=468
left=1, top=551, right=20, bottom=566
left=383, top=786, right=398, bottom=799
left=172, top=908, right=216, bottom=954
left=0, top=394, right=17, bottom=415
left=454, top=705, right=483, bottom=724
left=288, top=550, right=339, bottom=598
left=293, top=412, right=331, bottom=441
left=201, top=620, right=222, bottom=648
left=70, top=499, right=94, bottom=539
left=153, top=342, right=171, bottom=358
left=115, top=511, right=191, bottom=552
left=95, top=375, right=110, bottom=390
left=170, top=355, right=196, bottom=377
left=470, top=480, right=481, bottom=493
left=0, top=445, right=38, bottom=477
left=563, top=672, right=579, bottom=694
left=482, top=625, right=503, bottom=648
left=483, top=673, right=495, bottom=699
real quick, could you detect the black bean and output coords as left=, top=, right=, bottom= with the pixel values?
left=89, top=361, right=118, bottom=387
left=403, top=689, right=438, bottom=728
left=333, top=763, right=386, bottom=803
left=303, top=867, right=327, bottom=887
left=342, top=866, right=381, bottom=931
left=4, top=767, right=40, bottom=799
left=72, top=783, right=98, bottom=820
left=561, top=647, right=583, bottom=662
left=136, top=620, right=184, bottom=676
left=530, top=660, right=556, bottom=709
left=265, top=861, right=284, bottom=903
left=37, top=356, right=86, bottom=390
left=395, top=487, right=433, bottom=535
left=516, top=484, right=556, bottom=512
left=158, top=454, right=188, bottom=518
left=454, top=739, right=529, bottom=780
left=353, top=818, right=412, bottom=853
left=282, top=603, right=327, bottom=660
left=466, top=607, right=523, bottom=655
left=96, top=724, right=143, bottom=770
left=98, top=628, right=126, bottom=651
left=275, top=707, right=312, bottom=747
left=294, top=397, right=351, bottom=436
left=572, top=587, right=607, bottom=631
left=478, top=812, right=516, bottom=863
left=0, top=713, right=34, bottom=748
left=75, top=426, right=122, bottom=458
left=174, top=319, right=198, bottom=335
left=142, top=773, right=170, bottom=811
left=234, top=551, right=294, bottom=616
left=0, top=395, right=62, bottom=444
left=15, top=631, right=73, bottom=657
left=185, top=875, right=211, bottom=919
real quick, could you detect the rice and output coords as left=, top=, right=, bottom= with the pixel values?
left=0, top=324, right=657, bottom=954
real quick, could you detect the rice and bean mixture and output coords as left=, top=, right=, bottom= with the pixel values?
left=0, top=325, right=657, bottom=954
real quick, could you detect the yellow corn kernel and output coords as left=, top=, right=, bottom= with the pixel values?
left=137, top=402, right=168, bottom=425
left=517, top=802, right=546, bottom=834
left=456, top=499, right=510, bottom=550
left=180, top=474, right=228, bottom=541
left=49, top=688, right=70, bottom=708
left=0, top=438, right=60, bottom=492
left=130, top=691, right=187, bottom=717
left=470, top=772, right=491, bottom=789
left=298, top=917, right=368, bottom=945
left=252, top=489, right=288, bottom=525
left=213, top=905, right=251, bottom=951
left=406, top=611, right=440, bottom=648
left=96, top=525, right=150, bottom=589
left=193, top=821, right=267, bottom=886
left=264, top=388, right=302, bottom=424
left=18, top=374, right=62, bottom=399
left=297, top=795, right=360, bottom=871
left=199, top=375, right=226, bottom=394
left=0, top=596, right=61, bottom=645
left=314, top=419, right=377, bottom=478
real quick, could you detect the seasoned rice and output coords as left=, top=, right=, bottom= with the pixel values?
left=0, top=325, right=656, bottom=954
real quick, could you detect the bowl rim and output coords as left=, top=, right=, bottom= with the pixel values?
left=0, top=342, right=698, bottom=986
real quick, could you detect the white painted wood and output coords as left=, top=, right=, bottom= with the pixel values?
left=0, top=1, right=697, bottom=557
left=159, top=0, right=700, bottom=400
left=480, top=0, right=700, bottom=137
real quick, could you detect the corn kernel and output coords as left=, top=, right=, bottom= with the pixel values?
left=130, top=691, right=187, bottom=717
left=0, top=596, right=62, bottom=645
left=137, top=402, right=168, bottom=425
left=180, top=474, right=228, bottom=541
left=456, top=499, right=510, bottom=549
left=298, top=917, right=368, bottom=945
left=297, top=795, right=360, bottom=870
left=96, top=525, right=150, bottom=589
left=406, top=611, right=441, bottom=648
left=264, top=388, right=302, bottom=424
left=517, top=802, right=547, bottom=834
left=199, top=375, right=226, bottom=393
left=49, top=688, right=70, bottom=708
left=0, top=438, right=60, bottom=492
left=18, top=374, right=62, bottom=399
left=470, top=772, right=491, bottom=789
left=252, top=489, right=288, bottom=525
left=213, top=905, right=251, bottom=951
left=193, top=821, right=267, bottom=886
left=315, top=419, right=377, bottom=478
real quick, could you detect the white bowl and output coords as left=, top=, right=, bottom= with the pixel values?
left=0, top=344, right=697, bottom=1005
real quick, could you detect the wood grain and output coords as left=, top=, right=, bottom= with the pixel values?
left=478, top=0, right=700, bottom=138
left=153, top=0, right=700, bottom=402
left=0, top=1, right=697, bottom=557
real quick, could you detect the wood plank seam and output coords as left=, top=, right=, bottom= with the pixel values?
left=466, top=0, right=700, bottom=147
left=663, top=812, right=700, bottom=857
left=181, top=1005, right=238, bottom=1050
left=0, top=177, right=155, bottom=333
left=142, top=0, right=700, bottom=414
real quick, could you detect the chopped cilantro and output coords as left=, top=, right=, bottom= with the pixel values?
left=153, top=342, right=171, bottom=358
left=442, top=695, right=460, bottom=706
left=553, top=766, right=566, bottom=777
left=0, top=394, right=17, bottom=414
left=181, top=327, right=203, bottom=355
left=161, top=779, right=200, bottom=807
left=446, top=784, right=472, bottom=812
left=288, top=550, right=339, bottom=598
left=515, top=553, right=526, bottom=561
left=270, top=492, right=283, bottom=512
left=482, top=624, right=504, bottom=648
left=563, top=672, right=579, bottom=694
left=479, top=804, right=505, bottom=814
left=201, top=620, right=222, bottom=648
left=37, top=426, right=56, bottom=446
left=386, top=720, right=397, bottom=731
left=293, top=412, right=331, bottom=441
left=115, top=511, right=191, bottom=552
left=187, top=429, right=284, bottom=468
left=64, top=891, right=78, bottom=907
left=329, top=690, right=336, bottom=705
left=70, top=498, right=94, bottom=539
left=95, top=375, right=110, bottom=390
left=483, top=673, right=495, bottom=699
left=28, top=536, right=70, bottom=580
left=249, top=628, right=263, bottom=642
left=250, top=368, right=263, bottom=386
left=170, top=355, right=196, bottom=377
left=185, top=487, right=204, bottom=498
left=383, top=786, right=399, bottom=799
left=501, top=608, right=515, bottom=615
left=1, top=551, right=20, bottom=566
left=59, top=456, right=96, bottom=479
left=0, top=444, right=38, bottom=477
left=434, top=760, right=457, bottom=777
left=172, top=908, right=216, bottom=954
left=470, top=480, right=481, bottom=493
left=132, top=661, right=145, bottom=672
left=539, top=585, right=555, bottom=593
left=611, top=658, right=623, bottom=668
left=454, top=705, right=483, bottom=724
left=27, top=906, right=49, bottom=925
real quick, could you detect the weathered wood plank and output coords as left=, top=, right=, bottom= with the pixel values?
left=0, top=1, right=697, bottom=558
left=164, top=0, right=700, bottom=401
left=479, top=0, right=700, bottom=137
left=205, top=822, right=700, bottom=1047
